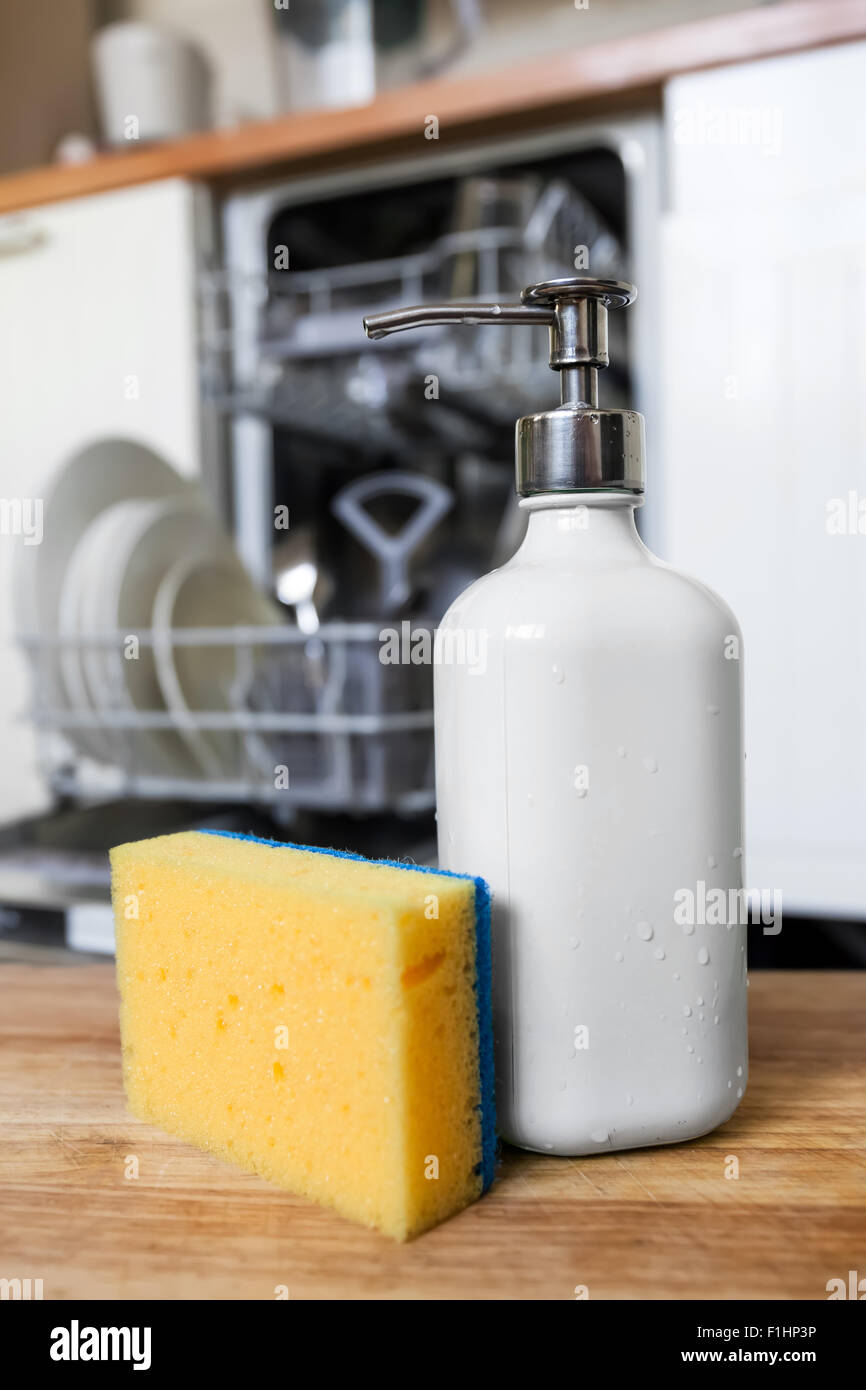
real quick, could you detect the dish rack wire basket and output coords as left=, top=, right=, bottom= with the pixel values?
left=20, top=623, right=435, bottom=819
left=21, top=183, right=620, bottom=813
left=199, top=180, right=625, bottom=445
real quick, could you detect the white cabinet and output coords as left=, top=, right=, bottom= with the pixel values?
left=660, top=42, right=866, bottom=917
left=0, top=178, right=211, bottom=822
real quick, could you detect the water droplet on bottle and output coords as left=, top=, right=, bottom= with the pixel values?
left=616, top=745, right=628, bottom=758
left=590, top=1129, right=610, bottom=1144
left=637, top=921, right=653, bottom=941
left=642, top=755, right=658, bottom=774
left=683, top=1005, right=692, bottom=1017
left=697, top=946, right=710, bottom=965
left=707, top=854, right=717, bottom=869
left=707, top=704, right=720, bottom=715
left=552, top=664, right=565, bottom=684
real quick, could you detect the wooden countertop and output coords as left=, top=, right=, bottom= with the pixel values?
left=1, top=962, right=864, bottom=1300
left=0, top=1, right=864, bottom=216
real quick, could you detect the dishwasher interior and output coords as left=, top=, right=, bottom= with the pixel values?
left=8, top=118, right=663, bottom=948
left=204, top=125, right=657, bottom=821
left=7, top=113, right=864, bottom=967
left=28, top=125, right=657, bottom=815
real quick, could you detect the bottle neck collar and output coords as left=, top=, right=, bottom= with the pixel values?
left=516, top=493, right=646, bottom=564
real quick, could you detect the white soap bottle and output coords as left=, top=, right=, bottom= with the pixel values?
left=365, top=278, right=747, bottom=1156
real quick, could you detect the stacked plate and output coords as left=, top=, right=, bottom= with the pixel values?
left=18, top=441, right=280, bottom=781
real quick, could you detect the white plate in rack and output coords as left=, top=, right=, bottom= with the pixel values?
left=57, top=502, right=145, bottom=765
left=152, top=550, right=280, bottom=779
left=15, top=439, right=190, bottom=720
left=78, top=496, right=232, bottom=779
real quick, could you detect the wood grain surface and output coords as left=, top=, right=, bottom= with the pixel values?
left=0, top=963, right=864, bottom=1300
left=0, top=1, right=863, bottom=215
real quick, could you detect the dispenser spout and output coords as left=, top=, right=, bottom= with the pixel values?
left=363, top=276, right=644, bottom=496
left=363, top=302, right=554, bottom=338
left=364, top=276, right=636, bottom=410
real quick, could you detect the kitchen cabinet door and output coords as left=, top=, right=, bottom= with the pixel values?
left=0, top=178, right=211, bottom=822
left=661, top=44, right=866, bottom=918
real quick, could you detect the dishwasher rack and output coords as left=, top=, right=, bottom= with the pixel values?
left=199, top=186, right=626, bottom=445
left=19, top=624, right=435, bottom=818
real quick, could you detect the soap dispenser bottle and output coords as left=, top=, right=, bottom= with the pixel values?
left=365, top=278, right=747, bottom=1156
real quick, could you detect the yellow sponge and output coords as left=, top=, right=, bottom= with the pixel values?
left=111, top=830, right=494, bottom=1240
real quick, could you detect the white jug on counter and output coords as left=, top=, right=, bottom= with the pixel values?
left=365, top=278, right=748, bottom=1156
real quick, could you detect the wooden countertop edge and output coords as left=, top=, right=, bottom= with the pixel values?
left=0, top=1, right=863, bottom=215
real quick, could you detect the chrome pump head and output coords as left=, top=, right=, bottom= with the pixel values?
left=363, top=276, right=645, bottom=496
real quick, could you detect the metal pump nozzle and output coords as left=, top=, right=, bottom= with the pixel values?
left=363, top=276, right=644, bottom=496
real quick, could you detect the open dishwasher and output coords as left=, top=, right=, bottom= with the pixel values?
left=6, top=113, right=663, bottom=952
